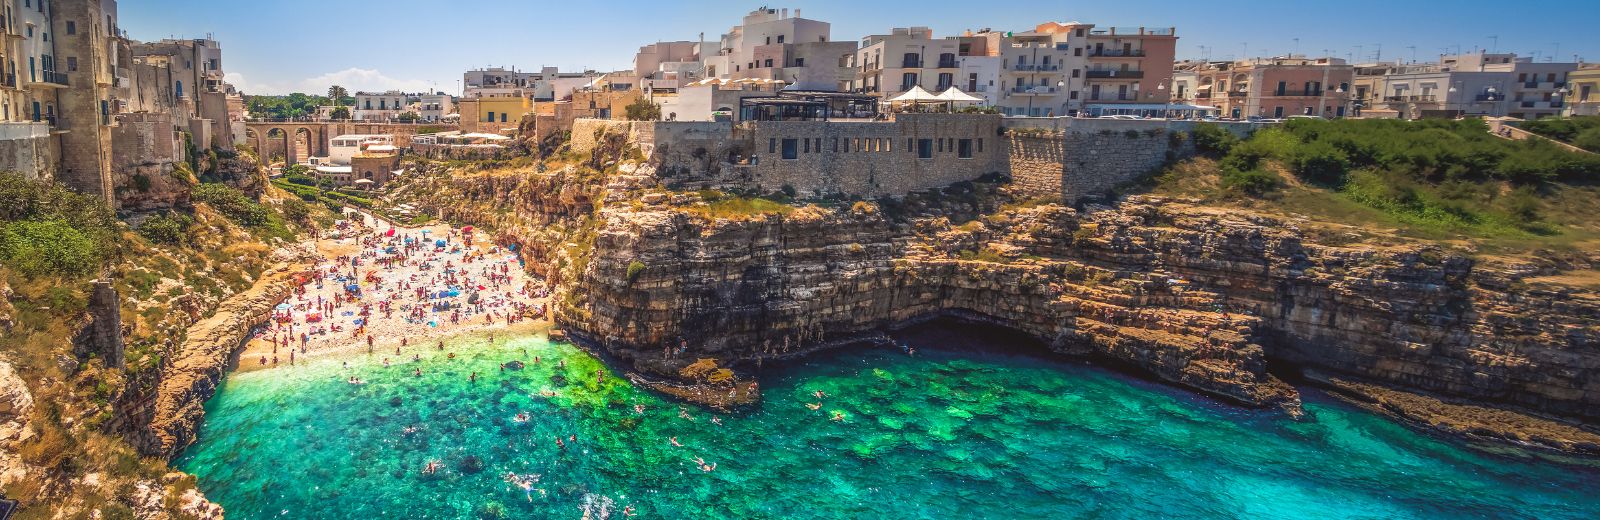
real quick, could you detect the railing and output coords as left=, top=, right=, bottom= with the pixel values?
left=38, top=70, right=69, bottom=86
left=1195, top=92, right=1213, bottom=99
left=1012, top=86, right=1058, bottom=94
left=1383, top=95, right=1436, bottom=102
left=1014, top=64, right=1061, bottom=72
left=1091, top=49, right=1146, bottom=57
left=902, top=59, right=922, bottom=68
left=937, top=60, right=958, bottom=69
left=1086, top=70, right=1143, bottom=79
left=1276, top=91, right=1326, bottom=97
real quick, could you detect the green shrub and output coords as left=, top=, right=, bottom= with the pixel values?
left=1190, top=124, right=1240, bottom=156
left=626, top=260, right=646, bottom=283
left=137, top=212, right=194, bottom=245
left=1290, top=140, right=1350, bottom=186
left=281, top=198, right=310, bottom=224
left=1221, top=168, right=1281, bottom=196
left=0, top=220, right=103, bottom=276
left=193, top=183, right=269, bottom=226
left=1573, top=127, right=1600, bottom=153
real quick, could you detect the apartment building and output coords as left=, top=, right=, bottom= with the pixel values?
left=417, top=93, right=454, bottom=122
left=352, top=90, right=416, bottom=121
left=1566, top=64, right=1600, bottom=117
left=128, top=37, right=233, bottom=145
left=1079, top=25, right=1177, bottom=115
left=1193, top=56, right=1354, bottom=119
left=1356, top=52, right=1577, bottom=120
left=698, top=7, right=854, bottom=92
left=852, top=27, right=961, bottom=96
left=635, top=41, right=702, bottom=92
left=463, top=66, right=590, bottom=101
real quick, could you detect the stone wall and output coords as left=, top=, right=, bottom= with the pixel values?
left=0, top=123, right=59, bottom=181
left=1004, top=118, right=1258, bottom=202
left=743, top=114, right=1006, bottom=198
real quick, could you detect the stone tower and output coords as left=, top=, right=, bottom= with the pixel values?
left=52, top=0, right=118, bottom=204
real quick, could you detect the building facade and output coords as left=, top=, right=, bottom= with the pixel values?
left=1193, top=56, right=1354, bottom=119
left=1566, top=65, right=1600, bottom=117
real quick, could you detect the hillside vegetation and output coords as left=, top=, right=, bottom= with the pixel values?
left=1145, top=119, right=1600, bottom=254
left=1519, top=116, right=1600, bottom=153
left=0, top=171, right=328, bottom=518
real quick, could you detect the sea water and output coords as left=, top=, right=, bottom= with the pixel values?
left=177, top=330, right=1600, bottom=519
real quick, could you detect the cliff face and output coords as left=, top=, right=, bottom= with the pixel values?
left=419, top=162, right=1600, bottom=436
left=130, top=262, right=310, bottom=458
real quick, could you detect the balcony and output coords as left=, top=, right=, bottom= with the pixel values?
left=1275, top=90, right=1326, bottom=97
left=1382, top=95, right=1436, bottom=103
left=1013, top=64, right=1061, bottom=72
left=1091, top=49, right=1146, bottom=58
left=937, top=59, right=958, bottom=69
left=28, top=70, right=68, bottom=88
left=1012, top=86, right=1058, bottom=96
left=1195, top=92, right=1213, bottom=99
left=1086, top=70, right=1143, bottom=79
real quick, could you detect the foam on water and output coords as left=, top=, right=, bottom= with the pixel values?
left=178, top=334, right=1600, bottom=519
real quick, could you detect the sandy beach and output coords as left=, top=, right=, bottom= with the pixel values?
left=236, top=212, right=551, bottom=373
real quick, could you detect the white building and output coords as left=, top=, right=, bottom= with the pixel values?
left=417, top=93, right=455, bottom=122
left=353, top=91, right=415, bottom=121
left=701, top=7, right=833, bottom=80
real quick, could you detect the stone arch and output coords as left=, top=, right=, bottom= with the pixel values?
left=264, top=128, right=289, bottom=166
left=293, top=127, right=314, bottom=164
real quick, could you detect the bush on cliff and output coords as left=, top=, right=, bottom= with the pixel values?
left=1519, top=116, right=1600, bottom=152
left=193, top=183, right=270, bottom=227
left=0, top=172, right=119, bottom=278
left=136, top=211, right=195, bottom=245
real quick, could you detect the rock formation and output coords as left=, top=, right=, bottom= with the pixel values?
left=71, top=280, right=125, bottom=369
left=419, top=163, right=1600, bottom=448
left=131, top=262, right=310, bottom=458
left=0, top=361, right=36, bottom=491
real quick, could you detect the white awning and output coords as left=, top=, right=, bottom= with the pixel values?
left=888, top=86, right=941, bottom=102
left=934, top=87, right=986, bottom=103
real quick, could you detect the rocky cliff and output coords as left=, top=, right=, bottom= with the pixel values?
left=130, top=260, right=311, bottom=459
left=415, top=159, right=1600, bottom=450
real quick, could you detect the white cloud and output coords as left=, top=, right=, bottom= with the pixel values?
left=226, top=68, right=438, bottom=96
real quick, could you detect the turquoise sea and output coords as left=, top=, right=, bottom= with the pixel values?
left=178, top=326, right=1600, bottom=519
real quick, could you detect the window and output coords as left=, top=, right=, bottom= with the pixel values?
left=832, top=138, right=838, bottom=152
left=777, top=34, right=785, bottom=44
left=936, top=139, right=943, bottom=153
left=1273, top=106, right=1285, bottom=118
left=937, top=73, right=953, bottom=90
left=958, top=139, right=973, bottom=159
left=501, top=113, right=507, bottom=123
left=486, top=111, right=495, bottom=122
left=814, top=138, right=822, bottom=153
left=66, top=57, right=75, bottom=71
left=917, top=139, right=933, bottom=159
left=781, top=139, right=799, bottom=160
left=769, top=138, right=777, bottom=153
left=902, top=53, right=921, bottom=68
left=1072, top=69, right=1080, bottom=78
left=175, top=80, right=183, bottom=98
left=803, top=138, right=810, bottom=153
left=794, top=58, right=804, bottom=67
left=1275, top=81, right=1287, bottom=96
left=65, top=20, right=73, bottom=34
left=1074, top=47, right=1083, bottom=57
left=906, top=138, right=914, bottom=152
left=901, top=73, right=918, bottom=90
left=977, top=139, right=984, bottom=153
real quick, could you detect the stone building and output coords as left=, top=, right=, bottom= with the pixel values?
left=1193, top=56, right=1355, bottom=119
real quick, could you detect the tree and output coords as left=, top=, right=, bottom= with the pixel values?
left=328, top=85, right=349, bottom=106
left=624, top=97, right=662, bottom=121
left=396, top=111, right=420, bottom=122
left=329, top=106, right=351, bottom=120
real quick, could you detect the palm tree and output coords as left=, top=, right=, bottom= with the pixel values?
left=328, top=85, right=349, bottom=106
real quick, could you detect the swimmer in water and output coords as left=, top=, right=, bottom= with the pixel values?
left=813, top=390, right=827, bottom=399
left=634, top=404, right=646, bottom=415
left=678, top=407, right=695, bottom=421
left=670, top=437, right=682, bottom=447
left=831, top=412, right=845, bottom=422
left=806, top=402, right=822, bottom=411
left=711, top=416, right=723, bottom=426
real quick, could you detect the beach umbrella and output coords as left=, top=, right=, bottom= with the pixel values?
left=275, top=303, right=292, bottom=311
left=462, top=226, right=475, bottom=233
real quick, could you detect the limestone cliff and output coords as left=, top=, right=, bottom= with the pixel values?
left=414, top=160, right=1600, bottom=449
left=131, top=261, right=311, bottom=459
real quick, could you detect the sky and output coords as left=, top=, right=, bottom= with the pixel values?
left=118, top=0, right=1600, bottom=96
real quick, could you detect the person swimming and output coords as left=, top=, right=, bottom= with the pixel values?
left=678, top=407, right=695, bottom=421
left=634, top=404, right=646, bottom=415
left=831, top=412, right=845, bottom=422
left=513, top=412, right=529, bottom=423
left=711, top=416, right=723, bottom=426
left=813, top=390, right=827, bottom=399
left=670, top=437, right=682, bottom=447
left=805, top=402, right=822, bottom=411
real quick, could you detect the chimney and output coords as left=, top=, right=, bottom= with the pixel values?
left=795, top=9, right=801, bottom=18
left=782, top=8, right=789, bottom=18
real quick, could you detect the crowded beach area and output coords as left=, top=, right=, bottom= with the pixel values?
left=235, top=211, right=551, bottom=372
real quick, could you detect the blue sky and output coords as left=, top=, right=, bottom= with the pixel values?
left=119, top=0, right=1600, bottom=96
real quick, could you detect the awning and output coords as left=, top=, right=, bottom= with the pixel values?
left=1195, top=84, right=1212, bottom=90
left=888, top=86, right=941, bottom=103
left=934, top=87, right=986, bottom=103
